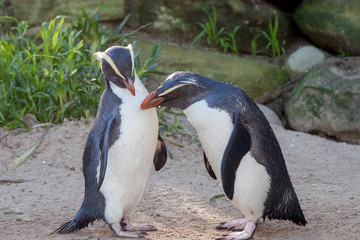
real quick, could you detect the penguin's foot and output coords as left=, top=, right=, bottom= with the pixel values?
left=110, top=222, right=146, bottom=238
left=124, top=223, right=157, bottom=232
left=121, top=216, right=157, bottom=232
left=216, top=218, right=248, bottom=231
left=215, top=220, right=256, bottom=240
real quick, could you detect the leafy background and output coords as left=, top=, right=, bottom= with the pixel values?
left=0, top=6, right=163, bottom=129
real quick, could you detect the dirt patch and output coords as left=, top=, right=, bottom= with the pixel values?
left=1, top=118, right=359, bottom=240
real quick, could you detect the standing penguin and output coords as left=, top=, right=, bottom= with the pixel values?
left=140, top=71, right=306, bottom=240
left=55, top=44, right=167, bottom=238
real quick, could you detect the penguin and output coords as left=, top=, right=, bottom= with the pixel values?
left=55, top=44, right=167, bottom=238
left=140, top=71, right=306, bottom=240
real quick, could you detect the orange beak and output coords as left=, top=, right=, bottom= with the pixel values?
left=140, top=92, right=164, bottom=110
left=122, top=78, right=135, bottom=96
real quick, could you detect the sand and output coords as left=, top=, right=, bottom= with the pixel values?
left=1, top=116, right=359, bottom=240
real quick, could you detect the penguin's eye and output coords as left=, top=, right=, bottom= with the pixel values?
left=170, top=91, right=179, bottom=98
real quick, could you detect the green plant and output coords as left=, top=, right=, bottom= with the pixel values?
left=0, top=7, right=163, bottom=129
left=156, top=107, right=197, bottom=146
left=250, top=34, right=264, bottom=56
left=220, top=26, right=241, bottom=54
left=193, top=6, right=225, bottom=49
left=134, top=40, right=166, bottom=81
left=7, top=129, right=47, bottom=169
left=0, top=0, right=11, bottom=31
left=158, top=108, right=186, bottom=137
left=193, top=6, right=240, bottom=55
left=337, top=50, right=349, bottom=58
left=260, top=15, right=285, bottom=57
left=73, top=4, right=135, bottom=53
left=209, top=194, right=225, bottom=203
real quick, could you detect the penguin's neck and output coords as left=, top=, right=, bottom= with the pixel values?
left=109, top=76, right=148, bottom=101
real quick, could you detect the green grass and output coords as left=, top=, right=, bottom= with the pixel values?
left=337, top=49, right=349, bottom=58
left=193, top=7, right=285, bottom=58
left=209, top=194, right=225, bottom=204
left=260, top=15, right=285, bottom=57
left=193, top=6, right=225, bottom=49
left=220, top=26, right=241, bottom=55
left=193, top=6, right=240, bottom=54
left=133, top=40, right=165, bottom=81
left=250, top=34, right=264, bottom=56
left=0, top=6, right=163, bottom=129
left=156, top=107, right=198, bottom=146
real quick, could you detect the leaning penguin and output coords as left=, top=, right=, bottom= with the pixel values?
left=54, top=44, right=167, bottom=238
left=140, top=71, right=306, bottom=240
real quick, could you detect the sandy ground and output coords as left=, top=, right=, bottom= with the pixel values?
left=1, top=117, right=360, bottom=240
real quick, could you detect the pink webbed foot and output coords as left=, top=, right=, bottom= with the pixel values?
left=216, top=218, right=247, bottom=231
left=121, top=216, right=157, bottom=232
left=110, top=222, right=146, bottom=238
left=216, top=219, right=256, bottom=240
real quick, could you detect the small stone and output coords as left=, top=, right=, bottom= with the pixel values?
left=284, top=46, right=325, bottom=77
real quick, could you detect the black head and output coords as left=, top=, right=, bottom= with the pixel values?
left=95, top=44, right=136, bottom=96
left=141, top=71, right=208, bottom=110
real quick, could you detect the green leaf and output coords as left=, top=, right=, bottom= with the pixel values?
left=209, top=194, right=225, bottom=203
left=52, top=17, right=64, bottom=52
left=7, top=129, right=47, bottom=170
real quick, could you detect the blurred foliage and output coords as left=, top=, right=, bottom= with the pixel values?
left=194, top=7, right=286, bottom=58
left=260, top=15, right=285, bottom=57
left=0, top=5, right=163, bottom=129
left=193, top=6, right=241, bottom=55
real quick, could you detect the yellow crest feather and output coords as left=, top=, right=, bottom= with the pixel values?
left=94, top=51, right=125, bottom=80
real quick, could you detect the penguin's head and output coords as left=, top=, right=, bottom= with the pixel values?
left=141, top=71, right=207, bottom=110
left=95, top=44, right=136, bottom=96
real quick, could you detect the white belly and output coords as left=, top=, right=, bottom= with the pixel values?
left=100, top=79, right=158, bottom=224
left=184, top=100, right=270, bottom=222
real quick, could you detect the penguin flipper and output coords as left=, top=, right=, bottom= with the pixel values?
left=221, top=110, right=251, bottom=200
left=153, top=134, right=167, bottom=171
left=97, top=113, right=117, bottom=191
left=203, top=151, right=217, bottom=180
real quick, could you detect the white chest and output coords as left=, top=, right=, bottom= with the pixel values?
left=184, top=100, right=233, bottom=178
left=100, top=79, right=158, bottom=223
left=184, top=100, right=270, bottom=222
left=108, top=79, right=158, bottom=169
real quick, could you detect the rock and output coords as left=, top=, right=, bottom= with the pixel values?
left=11, top=0, right=126, bottom=25
left=284, top=45, right=326, bottom=78
left=295, top=0, right=360, bottom=56
left=128, top=0, right=294, bottom=54
left=264, top=0, right=303, bottom=12
left=20, top=114, right=37, bottom=127
left=138, top=40, right=287, bottom=103
left=285, top=57, right=360, bottom=144
left=257, top=104, right=283, bottom=127
left=224, top=0, right=294, bottom=55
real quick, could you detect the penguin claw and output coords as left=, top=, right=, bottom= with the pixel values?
left=120, top=217, right=157, bottom=232
left=216, top=232, right=252, bottom=240
left=124, top=223, right=157, bottom=232
left=216, top=218, right=247, bottom=231
left=215, top=222, right=227, bottom=229
left=215, top=220, right=256, bottom=240
left=111, top=229, right=146, bottom=238
left=110, top=222, right=147, bottom=238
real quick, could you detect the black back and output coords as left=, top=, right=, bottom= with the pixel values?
left=55, top=85, right=122, bottom=233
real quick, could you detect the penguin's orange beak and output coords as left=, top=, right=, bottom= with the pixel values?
left=122, top=78, right=135, bottom=96
left=140, top=92, right=164, bottom=110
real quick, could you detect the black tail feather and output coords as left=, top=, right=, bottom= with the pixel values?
left=54, top=206, right=100, bottom=234
left=264, top=186, right=307, bottom=226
